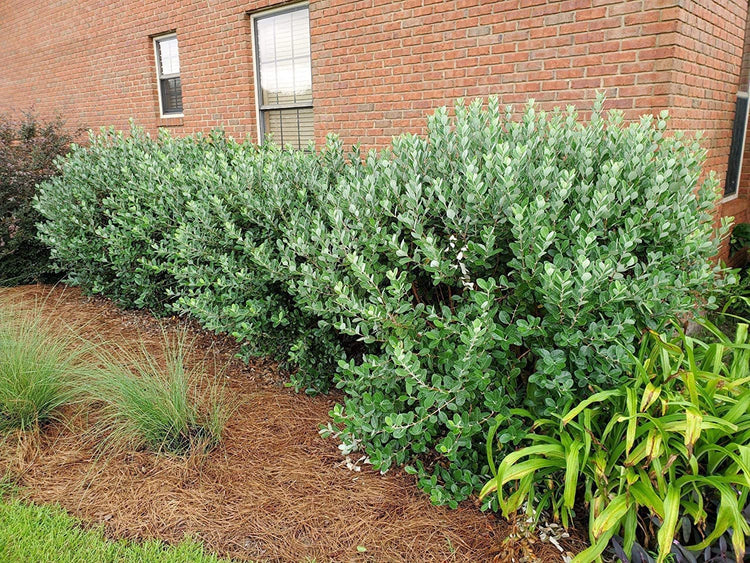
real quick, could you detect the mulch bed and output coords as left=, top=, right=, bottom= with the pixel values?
left=0, top=284, right=583, bottom=562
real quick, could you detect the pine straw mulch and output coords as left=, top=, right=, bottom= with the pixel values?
left=0, top=284, right=585, bottom=562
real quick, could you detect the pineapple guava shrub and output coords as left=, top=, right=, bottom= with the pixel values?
left=164, top=139, right=350, bottom=392
left=35, top=126, right=187, bottom=311
left=35, top=97, right=730, bottom=505
left=35, top=127, right=345, bottom=392
left=270, top=96, right=729, bottom=505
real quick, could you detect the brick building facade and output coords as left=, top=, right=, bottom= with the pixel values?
left=1, top=0, right=748, bottom=259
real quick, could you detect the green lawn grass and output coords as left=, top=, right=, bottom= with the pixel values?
left=0, top=496, right=232, bottom=563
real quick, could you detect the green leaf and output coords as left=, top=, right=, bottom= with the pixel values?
left=563, top=440, right=582, bottom=509
left=562, top=390, right=623, bottom=425
left=640, top=382, right=661, bottom=412
left=630, top=477, right=666, bottom=519
left=656, top=483, right=680, bottom=563
left=591, top=494, right=630, bottom=540
left=572, top=528, right=616, bottom=563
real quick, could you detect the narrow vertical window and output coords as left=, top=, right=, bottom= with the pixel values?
left=725, top=15, right=750, bottom=197
left=726, top=96, right=748, bottom=197
left=154, top=34, right=183, bottom=117
left=254, top=5, right=313, bottom=149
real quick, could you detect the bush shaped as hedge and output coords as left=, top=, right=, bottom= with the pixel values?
left=35, top=96, right=729, bottom=506
left=35, top=127, right=241, bottom=312
left=35, top=127, right=164, bottom=308
left=269, top=96, right=728, bottom=504
left=36, top=127, right=345, bottom=391
left=163, top=139, right=349, bottom=392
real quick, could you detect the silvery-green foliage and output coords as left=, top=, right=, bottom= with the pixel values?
left=35, top=127, right=342, bottom=391
left=35, top=126, right=202, bottom=311
left=274, top=96, right=728, bottom=505
left=162, top=138, right=348, bottom=392
left=35, top=96, right=728, bottom=505
left=35, top=128, right=130, bottom=301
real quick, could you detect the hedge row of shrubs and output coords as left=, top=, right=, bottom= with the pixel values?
left=35, top=96, right=730, bottom=505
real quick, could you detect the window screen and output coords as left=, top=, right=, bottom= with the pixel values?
left=254, top=6, right=313, bottom=149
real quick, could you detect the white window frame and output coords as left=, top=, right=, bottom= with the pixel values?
left=250, top=2, right=312, bottom=146
left=153, top=33, right=184, bottom=118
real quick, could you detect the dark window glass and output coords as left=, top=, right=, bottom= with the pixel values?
left=160, top=77, right=183, bottom=114
left=725, top=95, right=748, bottom=198
left=725, top=11, right=750, bottom=197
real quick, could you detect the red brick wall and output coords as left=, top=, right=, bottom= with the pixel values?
left=0, top=0, right=278, bottom=138
left=737, top=17, right=750, bottom=208
left=0, top=0, right=690, bottom=142
left=665, top=0, right=749, bottom=263
left=0, top=0, right=748, bottom=235
left=311, top=0, right=683, bottom=147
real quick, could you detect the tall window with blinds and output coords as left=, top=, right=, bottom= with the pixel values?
left=154, top=34, right=183, bottom=117
left=254, top=5, right=313, bottom=149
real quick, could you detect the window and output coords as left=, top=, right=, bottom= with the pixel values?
left=725, top=95, right=747, bottom=198
left=725, top=13, right=750, bottom=198
left=253, top=5, right=313, bottom=149
left=154, top=34, right=183, bottom=117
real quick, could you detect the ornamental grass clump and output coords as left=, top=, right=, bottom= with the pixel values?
left=0, top=299, right=82, bottom=432
left=86, top=331, right=229, bottom=456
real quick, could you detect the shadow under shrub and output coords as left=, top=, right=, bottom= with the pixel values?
left=0, top=112, right=72, bottom=285
left=35, top=96, right=731, bottom=506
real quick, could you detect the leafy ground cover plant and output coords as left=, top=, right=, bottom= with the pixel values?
left=0, top=298, right=83, bottom=432
left=35, top=96, right=730, bottom=506
left=480, top=320, right=750, bottom=563
left=721, top=267, right=750, bottom=321
left=0, top=112, right=73, bottom=285
left=85, top=330, right=229, bottom=456
left=729, top=223, right=750, bottom=256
